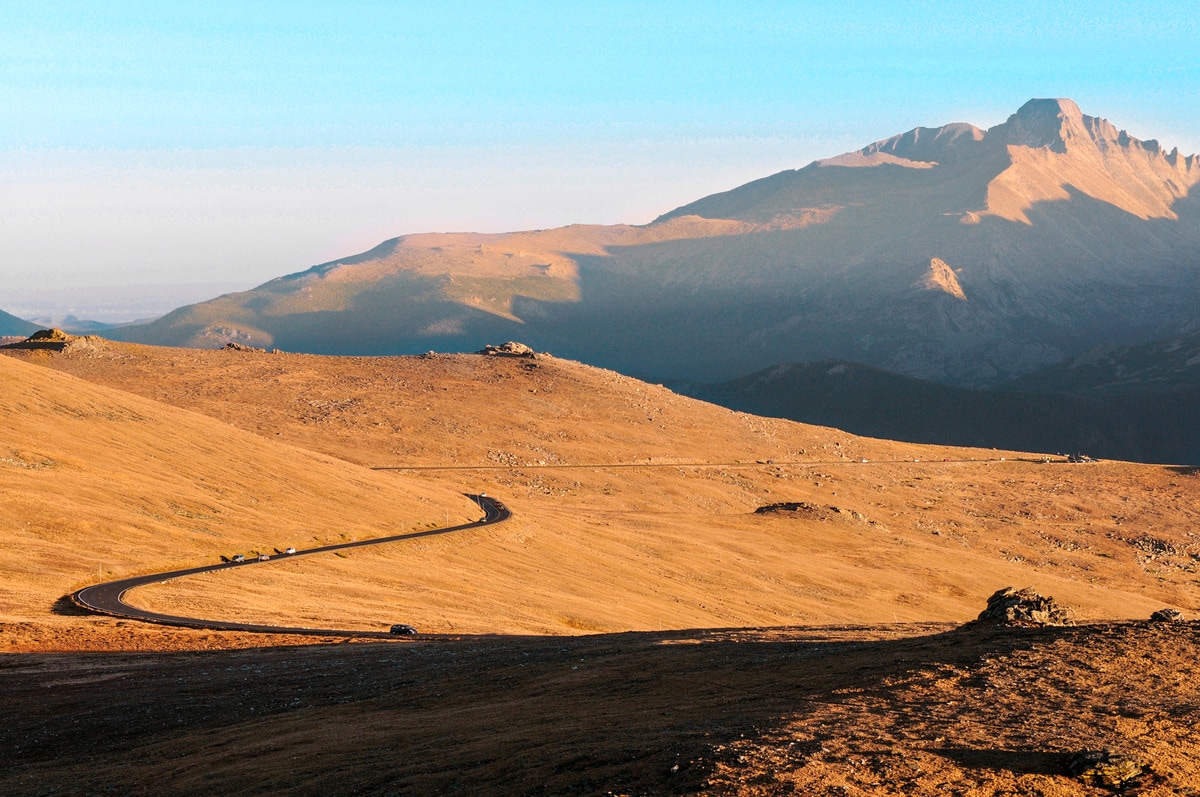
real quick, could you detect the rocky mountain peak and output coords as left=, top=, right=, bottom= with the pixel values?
left=986, top=97, right=1136, bottom=155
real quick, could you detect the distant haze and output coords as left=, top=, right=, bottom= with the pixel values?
left=5, top=283, right=254, bottom=325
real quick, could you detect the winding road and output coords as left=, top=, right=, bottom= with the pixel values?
left=70, top=494, right=510, bottom=638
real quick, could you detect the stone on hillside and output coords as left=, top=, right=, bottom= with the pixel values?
left=478, top=341, right=536, bottom=358
left=223, top=342, right=265, bottom=352
left=1065, top=749, right=1148, bottom=789
left=755, top=501, right=823, bottom=515
left=1150, top=607, right=1184, bottom=623
left=977, top=587, right=1073, bottom=626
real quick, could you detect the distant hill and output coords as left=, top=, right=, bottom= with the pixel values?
left=680, top=360, right=1200, bottom=465
left=110, top=98, right=1200, bottom=387
left=0, top=308, right=39, bottom=337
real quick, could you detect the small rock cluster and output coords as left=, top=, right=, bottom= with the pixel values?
left=1150, top=607, right=1185, bottom=623
left=977, top=587, right=1073, bottom=626
left=754, top=501, right=823, bottom=515
left=478, top=341, right=537, bottom=358
left=1065, top=749, right=1148, bottom=790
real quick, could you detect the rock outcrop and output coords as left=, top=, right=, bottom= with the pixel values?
left=977, top=587, right=1073, bottom=626
left=1150, top=608, right=1185, bottom=623
left=478, top=342, right=536, bottom=358
left=1065, top=749, right=1148, bottom=790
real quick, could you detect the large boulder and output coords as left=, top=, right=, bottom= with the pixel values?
left=977, top=587, right=1073, bottom=626
left=1150, top=608, right=1185, bottom=623
left=1065, top=749, right=1148, bottom=789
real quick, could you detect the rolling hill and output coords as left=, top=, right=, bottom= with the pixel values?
left=5, top=337, right=1199, bottom=641
left=0, top=350, right=479, bottom=642
left=108, top=98, right=1200, bottom=386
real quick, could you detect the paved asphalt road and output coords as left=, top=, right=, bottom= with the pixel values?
left=71, top=494, right=510, bottom=638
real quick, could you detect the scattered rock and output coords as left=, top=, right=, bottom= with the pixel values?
left=755, top=501, right=824, bottom=516
left=977, top=587, right=1073, bottom=626
left=1150, top=608, right=1184, bottom=623
left=478, top=341, right=536, bottom=358
left=754, top=502, right=867, bottom=522
left=61, top=335, right=108, bottom=356
left=1065, top=749, right=1149, bottom=790
left=223, top=342, right=265, bottom=352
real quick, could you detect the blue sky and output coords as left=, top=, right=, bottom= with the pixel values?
left=2, top=1, right=1198, bottom=313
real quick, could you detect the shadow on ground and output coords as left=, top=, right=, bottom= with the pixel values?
left=49, top=594, right=91, bottom=617
left=1, top=621, right=1196, bottom=795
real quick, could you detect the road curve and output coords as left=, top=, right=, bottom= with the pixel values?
left=71, top=494, right=510, bottom=638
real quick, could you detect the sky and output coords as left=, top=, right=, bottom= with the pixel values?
left=2, top=1, right=1198, bottom=319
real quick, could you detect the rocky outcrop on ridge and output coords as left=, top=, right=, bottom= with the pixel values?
left=1150, top=608, right=1185, bottom=623
left=977, top=587, right=1074, bottom=626
left=478, top=342, right=537, bottom=358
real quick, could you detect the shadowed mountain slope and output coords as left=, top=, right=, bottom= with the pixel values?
left=109, top=99, right=1200, bottom=386
left=681, top=359, right=1200, bottom=465
left=0, top=308, right=38, bottom=337
left=1007, top=327, right=1200, bottom=395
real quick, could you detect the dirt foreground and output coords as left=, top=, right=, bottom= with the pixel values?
left=3, top=621, right=1198, bottom=795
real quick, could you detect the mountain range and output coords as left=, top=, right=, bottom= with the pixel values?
left=101, top=98, right=1200, bottom=387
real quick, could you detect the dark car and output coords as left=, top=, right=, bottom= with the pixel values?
left=389, top=624, right=418, bottom=635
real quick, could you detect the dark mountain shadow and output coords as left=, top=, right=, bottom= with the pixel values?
left=680, top=359, right=1200, bottom=465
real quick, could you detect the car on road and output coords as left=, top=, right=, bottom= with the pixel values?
left=389, top=623, right=418, bottom=635
left=257, top=554, right=270, bottom=561
left=231, top=554, right=245, bottom=563
left=284, top=547, right=296, bottom=555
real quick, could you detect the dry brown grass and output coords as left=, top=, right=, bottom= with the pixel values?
left=5, top=342, right=1198, bottom=641
left=0, top=352, right=477, bottom=642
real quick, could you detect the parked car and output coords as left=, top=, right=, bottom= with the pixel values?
left=231, top=554, right=245, bottom=563
left=389, top=624, right=418, bottom=635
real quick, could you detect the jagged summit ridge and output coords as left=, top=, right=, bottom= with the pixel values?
left=851, top=98, right=1197, bottom=169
